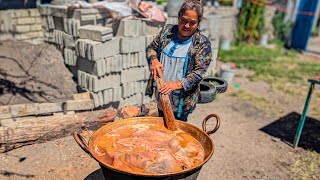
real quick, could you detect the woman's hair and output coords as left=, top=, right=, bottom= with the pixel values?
left=178, top=0, right=204, bottom=23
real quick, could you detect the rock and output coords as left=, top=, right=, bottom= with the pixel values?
left=120, top=105, right=141, bottom=119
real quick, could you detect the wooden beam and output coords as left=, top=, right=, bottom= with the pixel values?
left=0, top=99, right=94, bottom=120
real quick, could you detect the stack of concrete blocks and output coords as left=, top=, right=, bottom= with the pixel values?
left=0, top=9, right=44, bottom=44
left=212, top=7, right=237, bottom=42
left=39, top=5, right=108, bottom=50
left=202, top=14, right=222, bottom=77
left=38, top=5, right=162, bottom=108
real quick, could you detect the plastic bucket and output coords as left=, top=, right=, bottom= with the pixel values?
left=259, top=34, right=268, bottom=47
left=220, top=65, right=235, bottom=84
left=220, top=39, right=231, bottom=50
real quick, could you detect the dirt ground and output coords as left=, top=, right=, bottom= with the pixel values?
left=0, top=40, right=77, bottom=105
left=0, top=39, right=319, bottom=179
left=1, top=69, right=319, bottom=180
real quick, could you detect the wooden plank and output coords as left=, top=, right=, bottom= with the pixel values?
left=0, top=99, right=94, bottom=120
left=0, top=108, right=117, bottom=153
left=0, top=106, right=10, bottom=119
left=66, top=99, right=94, bottom=111
left=7, top=104, right=38, bottom=119
left=38, top=102, right=63, bottom=114
left=72, top=92, right=91, bottom=100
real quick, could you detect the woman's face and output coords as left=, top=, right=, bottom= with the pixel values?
left=178, top=9, right=199, bottom=40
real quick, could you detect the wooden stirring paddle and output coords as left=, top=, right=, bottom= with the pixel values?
left=155, top=72, right=177, bottom=131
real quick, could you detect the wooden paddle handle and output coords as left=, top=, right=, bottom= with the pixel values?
left=155, top=72, right=177, bottom=131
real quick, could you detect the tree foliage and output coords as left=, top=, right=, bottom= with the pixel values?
left=236, top=0, right=266, bottom=43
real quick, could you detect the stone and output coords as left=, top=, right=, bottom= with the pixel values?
left=95, top=108, right=117, bottom=124
left=53, top=16, right=64, bottom=31
left=120, top=105, right=141, bottom=119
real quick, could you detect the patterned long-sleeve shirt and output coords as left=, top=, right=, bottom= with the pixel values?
left=146, top=24, right=212, bottom=114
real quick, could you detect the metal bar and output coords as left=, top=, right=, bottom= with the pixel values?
left=293, top=82, right=315, bottom=148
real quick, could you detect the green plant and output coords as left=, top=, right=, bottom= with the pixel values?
left=157, top=0, right=167, bottom=5
left=218, top=0, right=233, bottom=6
left=236, top=0, right=266, bottom=43
left=272, top=11, right=293, bottom=42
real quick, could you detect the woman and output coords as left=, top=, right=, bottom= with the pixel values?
left=146, top=0, right=212, bottom=121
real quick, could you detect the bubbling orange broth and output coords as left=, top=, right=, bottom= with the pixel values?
left=93, top=124, right=205, bottom=174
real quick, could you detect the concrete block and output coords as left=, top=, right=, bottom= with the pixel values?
left=80, top=72, right=121, bottom=92
left=120, top=36, right=145, bottom=53
left=35, top=17, right=42, bottom=24
left=119, top=93, right=143, bottom=108
left=90, top=91, right=103, bottom=108
left=79, top=25, right=113, bottom=42
left=14, top=10, right=29, bottom=17
left=122, top=53, right=129, bottom=70
left=64, top=48, right=77, bottom=66
left=63, top=33, right=75, bottom=48
left=30, top=24, right=42, bottom=31
left=53, top=30, right=65, bottom=45
left=38, top=5, right=51, bottom=15
left=131, top=53, right=139, bottom=68
left=53, top=16, right=64, bottom=31
left=113, top=86, right=122, bottom=102
left=16, top=17, right=36, bottom=25
left=47, top=16, right=55, bottom=30
left=166, top=17, right=178, bottom=25
left=76, top=38, right=120, bottom=61
left=51, top=5, right=68, bottom=18
left=114, top=55, right=123, bottom=72
left=103, top=88, right=113, bottom=104
left=15, top=25, right=30, bottom=33
left=141, top=20, right=162, bottom=36
left=144, top=66, right=151, bottom=80
left=212, top=48, right=219, bottom=62
left=121, top=67, right=145, bottom=84
left=138, top=51, right=147, bottom=67
left=77, top=57, right=106, bottom=77
left=142, top=93, right=154, bottom=104
left=105, top=57, right=112, bottom=74
left=116, top=19, right=141, bottom=37
left=29, top=9, right=40, bottom=17
left=145, top=35, right=154, bottom=48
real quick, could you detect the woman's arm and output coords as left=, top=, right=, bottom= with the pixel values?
left=180, top=41, right=212, bottom=91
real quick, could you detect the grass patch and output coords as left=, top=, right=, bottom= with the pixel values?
left=229, top=90, right=283, bottom=114
left=218, top=44, right=320, bottom=117
left=291, top=150, right=320, bottom=180
left=218, top=44, right=320, bottom=88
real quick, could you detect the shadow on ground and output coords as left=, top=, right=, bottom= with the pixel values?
left=85, top=169, right=105, bottom=180
left=260, top=112, right=320, bottom=153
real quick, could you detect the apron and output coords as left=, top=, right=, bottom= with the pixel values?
left=156, top=34, right=193, bottom=118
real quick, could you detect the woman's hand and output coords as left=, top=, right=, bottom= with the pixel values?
left=159, top=81, right=182, bottom=95
left=151, top=58, right=163, bottom=80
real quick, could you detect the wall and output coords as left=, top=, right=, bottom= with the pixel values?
left=0, top=9, right=44, bottom=44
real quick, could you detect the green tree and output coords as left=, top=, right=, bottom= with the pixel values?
left=236, top=0, right=266, bottom=43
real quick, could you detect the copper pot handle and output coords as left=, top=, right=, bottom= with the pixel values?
left=202, top=114, right=220, bottom=135
left=73, top=132, right=90, bottom=155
